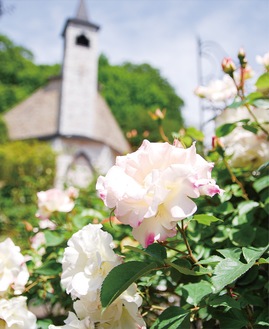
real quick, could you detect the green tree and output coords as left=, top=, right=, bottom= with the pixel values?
left=98, top=54, right=184, bottom=147
left=0, top=34, right=60, bottom=113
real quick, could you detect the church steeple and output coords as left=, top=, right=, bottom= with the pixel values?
left=76, top=0, right=89, bottom=22
left=59, top=0, right=100, bottom=138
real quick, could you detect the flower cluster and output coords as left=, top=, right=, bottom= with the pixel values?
left=0, top=238, right=37, bottom=328
left=49, top=224, right=146, bottom=329
left=215, top=107, right=269, bottom=168
left=97, top=140, right=222, bottom=247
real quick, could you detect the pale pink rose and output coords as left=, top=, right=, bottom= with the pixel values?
left=0, top=296, right=37, bottom=329
left=36, top=188, right=75, bottom=219
left=97, top=140, right=222, bottom=247
left=0, top=238, right=29, bottom=296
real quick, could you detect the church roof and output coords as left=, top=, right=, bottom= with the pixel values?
left=4, top=78, right=131, bottom=155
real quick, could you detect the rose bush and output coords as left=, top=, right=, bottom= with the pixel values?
left=0, top=48, right=268, bottom=329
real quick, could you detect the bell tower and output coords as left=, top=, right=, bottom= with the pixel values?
left=58, top=0, right=100, bottom=137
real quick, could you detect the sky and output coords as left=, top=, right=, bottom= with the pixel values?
left=1, top=0, right=269, bottom=129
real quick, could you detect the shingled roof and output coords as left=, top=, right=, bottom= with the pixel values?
left=4, top=77, right=130, bottom=154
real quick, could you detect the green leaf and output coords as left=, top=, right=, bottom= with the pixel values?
left=198, top=255, right=223, bottom=265
left=166, top=260, right=211, bottom=276
left=217, top=309, right=249, bottom=329
left=35, top=260, right=62, bottom=275
left=230, top=224, right=256, bottom=247
left=193, top=214, right=221, bottom=226
left=253, top=175, right=269, bottom=193
left=186, top=126, right=204, bottom=141
left=209, top=295, right=241, bottom=310
left=101, top=261, right=157, bottom=308
left=242, top=245, right=269, bottom=263
left=258, top=257, right=269, bottom=264
left=145, top=243, right=167, bottom=262
left=124, top=245, right=149, bottom=256
left=44, top=230, right=65, bottom=247
left=246, top=91, right=264, bottom=102
left=255, top=72, right=269, bottom=90
left=238, top=200, right=259, bottom=216
left=216, top=123, right=237, bottom=137
left=181, top=281, right=213, bottom=306
left=37, top=319, right=53, bottom=329
left=255, top=308, right=269, bottom=326
left=242, top=124, right=258, bottom=134
left=253, top=98, right=269, bottom=108
left=227, top=100, right=245, bottom=109
left=212, top=246, right=268, bottom=292
left=150, top=306, right=190, bottom=329
left=217, top=248, right=242, bottom=260
left=216, top=201, right=234, bottom=215
left=212, top=258, right=248, bottom=292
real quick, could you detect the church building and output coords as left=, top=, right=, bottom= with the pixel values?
left=4, top=0, right=130, bottom=187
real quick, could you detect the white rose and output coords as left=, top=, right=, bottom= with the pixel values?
left=0, top=296, right=37, bottom=329
left=49, top=312, right=94, bottom=329
left=0, top=238, right=29, bottom=295
left=216, top=107, right=269, bottom=168
left=74, top=283, right=146, bottom=329
left=194, top=75, right=237, bottom=102
left=61, top=224, right=121, bottom=300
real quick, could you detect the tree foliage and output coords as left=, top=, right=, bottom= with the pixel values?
left=98, top=54, right=184, bottom=147
left=0, top=34, right=60, bottom=114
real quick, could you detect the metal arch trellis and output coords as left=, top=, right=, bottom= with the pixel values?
left=196, top=37, right=229, bottom=132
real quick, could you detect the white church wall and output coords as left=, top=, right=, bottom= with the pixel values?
left=59, top=23, right=99, bottom=138
left=52, top=137, right=117, bottom=188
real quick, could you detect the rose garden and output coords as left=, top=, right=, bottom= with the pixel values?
left=0, top=50, right=268, bottom=328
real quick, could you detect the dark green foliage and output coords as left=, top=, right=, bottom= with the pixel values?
left=98, top=54, right=184, bottom=147
left=0, top=34, right=60, bottom=114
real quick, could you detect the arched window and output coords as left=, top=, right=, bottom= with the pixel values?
left=66, top=152, right=94, bottom=187
left=76, top=34, right=90, bottom=47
